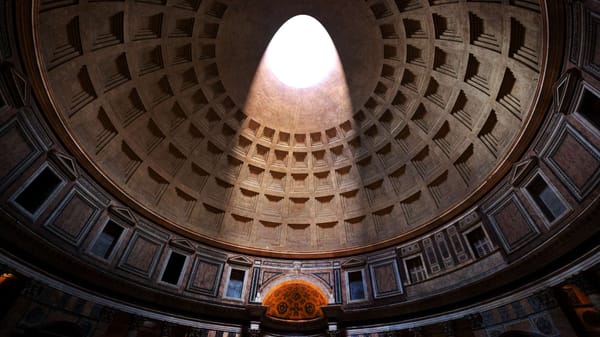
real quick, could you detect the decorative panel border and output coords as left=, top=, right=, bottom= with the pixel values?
left=117, top=229, right=165, bottom=278
left=486, top=192, right=539, bottom=253
left=43, top=185, right=102, bottom=246
left=542, top=121, right=600, bottom=201
left=186, top=253, right=225, bottom=297
left=0, top=116, right=44, bottom=191
left=422, top=237, right=441, bottom=274
left=569, top=1, right=583, bottom=65
left=368, top=257, right=403, bottom=299
left=583, top=9, right=600, bottom=78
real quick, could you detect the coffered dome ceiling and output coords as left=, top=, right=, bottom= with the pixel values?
left=30, top=0, right=547, bottom=256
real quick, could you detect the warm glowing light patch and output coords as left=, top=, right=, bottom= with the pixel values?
left=0, top=272, right=15, bottom=285
left=265, top=15, right=337, bottom=88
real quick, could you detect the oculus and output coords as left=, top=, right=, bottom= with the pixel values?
left=265, top=15, right=338, bottom=88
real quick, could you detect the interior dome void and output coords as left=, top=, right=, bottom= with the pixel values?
left=28, top=0, right=550, bottom=257
left=265, top=15, right=337, bottom=88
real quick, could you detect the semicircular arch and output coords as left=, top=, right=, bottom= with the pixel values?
left=258, top=273, right=334, bottom=304
left=261, top=279, right=329, bottom=321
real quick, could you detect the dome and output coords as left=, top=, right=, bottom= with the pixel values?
left=31, top=0, right=547, bottom=256
left=1, top=0, right=599, bottom=336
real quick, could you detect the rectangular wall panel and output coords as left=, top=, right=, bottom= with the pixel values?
left=543, top=122, right=600, bottom=201
left=486, top=192, right=539, bottom=253
left=43, top=186, right=102, bottom=246
left=369, top=258, right=403, bottom=299
left=0, top=117, right=42, bottom=190
left=118, top=230, right=165, bottom=278
left=435, top=232, right=454, bottom=269
left=422, top=237, right=441, bottom=274
left=187, top=255, right=224, bottom=296
left=447, top=225, right=469, bottom=263
left=583, top=9, right=600, bottom=78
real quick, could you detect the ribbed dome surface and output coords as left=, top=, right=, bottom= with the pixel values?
left=34, top=0, right=546, bottom=255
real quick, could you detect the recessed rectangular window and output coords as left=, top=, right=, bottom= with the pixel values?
left=578, top=88, right=600, bottom=130
left=90, top=221, right=124, bottom=259
left=15, top=167, right=62, bottom=214
left=161, top=252, right=186, bottom=285
left=526, top=175, right=567, bottom=222
left=466, top=227, right=492, bottom=258
left=225, top=269, right=245, bottom=299
left=405, top=256, right=426, bottom=283
left=348, top=271, right=365, bottom=301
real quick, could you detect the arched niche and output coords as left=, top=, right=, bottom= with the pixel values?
left=262, top=280, right=329, bottom=321
left=258, top=273, right=334, bottom=304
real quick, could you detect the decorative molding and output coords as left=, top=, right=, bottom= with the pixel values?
left=485, top=192, right=540, bottom=253
left=43, top=186, right=102, bottom=246
left=542, top=121, right=600, bottom=201
left=0, top=116, right=44, bottom=191
left=510, top=156, right=538, bottom=187
left=169, top=238, right=196, bottom=253
left=186, top=255, right=224, bottom=297
left=49, top=150, right=78, bottom=180
left=553, top=68, right=581, bottom=115
left=117, top=230, right=165, bottom=278
left=582, top=9, right=600, bottom=78
left=368, top=258, right=404, bottom=299
left=228, top=256, right=252, bottom=267
left=108, top=205, right=137, bottom=225
left=341, top=258, right=365, bottom=269
left=0, top=65, right=30, bottom=107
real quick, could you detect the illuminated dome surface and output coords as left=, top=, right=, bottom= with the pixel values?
left=32, top=0, right=548, bottom=256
